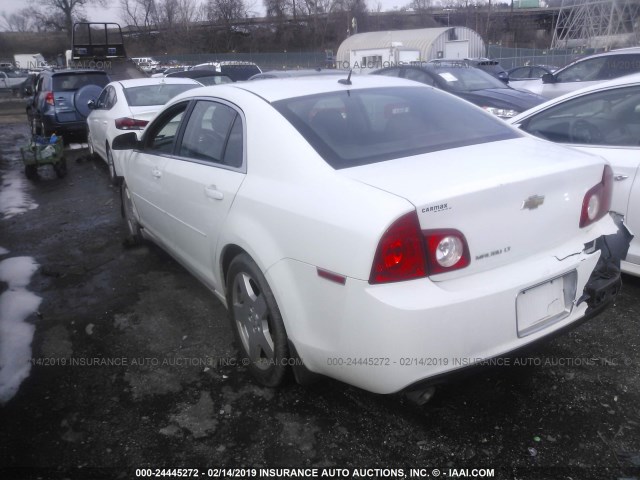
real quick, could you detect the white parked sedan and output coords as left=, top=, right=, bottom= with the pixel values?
left=112, top=75, right=630, bottom=394
left=86, top=77, right=201, bottom=183
left=510, top=73, right=640, bottom=277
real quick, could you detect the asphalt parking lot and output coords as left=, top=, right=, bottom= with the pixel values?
left=0, top=117, right=639, bottom=480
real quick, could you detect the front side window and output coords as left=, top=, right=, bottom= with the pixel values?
left=274, top=86, right=518, bottom=169
left=508, top=67, right=531, bottom=79
left=144, top=102, right=189, bottom=154
left=556, top=57, right=607, bottom=83
left=521, top=85, right=640, bottom=146
left=178, top=101, right=243, bottom=167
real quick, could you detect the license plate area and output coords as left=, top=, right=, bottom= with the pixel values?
left=516, top=271, right=577, bottom=337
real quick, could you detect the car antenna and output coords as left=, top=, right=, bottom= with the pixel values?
left=338, top=70, right=352, bottom=86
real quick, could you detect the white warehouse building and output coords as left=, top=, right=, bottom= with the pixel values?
left=336, top=27, right=486, bottom=71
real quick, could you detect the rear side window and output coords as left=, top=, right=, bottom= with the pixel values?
left=274, top=86, right=518, bottom=169
left=53, top=73, right=109, bottom=91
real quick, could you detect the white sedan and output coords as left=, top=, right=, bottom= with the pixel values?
left=510, top=73, right=640, bottom=277
left=87, top=77, right=202, bottom=184
left=111, top=75, right=630, bottom=394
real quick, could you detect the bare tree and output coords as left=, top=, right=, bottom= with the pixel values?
left=207, top=0, right=246, bottom=50
left=119, top=0, right=157, bottom=31
left=1, top=9, right=37, bottom=32
left=409, top=0, right=433, bottom=11
left=27, top=0, right=106, bottom=39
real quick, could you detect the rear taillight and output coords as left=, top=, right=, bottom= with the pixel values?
left=369, top=212, right=470, bottom=284
left=115, top=117, right=149, bottom=130
left=369, top=212, right=426, bottom=284
left=423, top=230, right=471, bottom=275
left=45, top=91, right=54, bottom=106
left=580, top=165, right=613, bottom=228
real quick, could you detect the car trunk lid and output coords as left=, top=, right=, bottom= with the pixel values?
left=341, top=137, right=607, bottom=279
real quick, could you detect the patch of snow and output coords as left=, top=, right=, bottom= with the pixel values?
left=0, top=247, right=8, bottom=255
left=0, top=169, right=38, bottom=219
left=67, top=143, right=88, bottom=150
left=0, top=256, right=41, bottom=404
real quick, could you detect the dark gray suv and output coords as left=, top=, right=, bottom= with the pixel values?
left=26, top=69, right=110, bottom=139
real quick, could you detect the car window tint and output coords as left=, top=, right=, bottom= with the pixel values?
left=274, top=86, right=518, bottom=169
left=178, top=101, right=239, bottom=165
left=145, top=103, right=188, bottom=154
left=529, top=67, right=546, bottom=78
left=375, top=68, right=402, bottom=78
left=106, top=87, right=117, bottom=109
left=96, top=88, right=109, bottom=108
left=509, top=67, right=528, bottom=79
left=404, top=69, right=435, bottom=86
left=521, top=85, right=640, bottom=146
left=556, top=57, right=607, bottom=83
left=52, top=73, right=109, bottom=91
left=123, top=83, right=198, bottom=107
left=429, top=67, right=506, bottom=91
left=599, top=54, right=640, bottom=80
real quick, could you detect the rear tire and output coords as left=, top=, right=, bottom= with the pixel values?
left=121, top=181, right=143, bottom=245
left=30, top=117, right=41, bottom=136
left=106, top=146, right=119, bottom=185
left=226, top=254, right=290, bottom=387
left=53, top=158, right=67, bottom=178
left=40, top=121, right=49, bottom=138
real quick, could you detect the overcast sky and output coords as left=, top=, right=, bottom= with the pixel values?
left=0, top=0, right=428, bottom=28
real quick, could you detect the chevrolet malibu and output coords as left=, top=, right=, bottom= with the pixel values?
left=112, top=75, right=630, bottom=394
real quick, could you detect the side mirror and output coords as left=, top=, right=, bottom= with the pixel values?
left=112, top=132, right=139, bottom=150
left=87, top=99, right=96, bottom=110
left=541, top=73, right=556, bottom=84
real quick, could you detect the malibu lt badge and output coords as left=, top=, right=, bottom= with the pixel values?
left=521, top=195, right=545, bottom=210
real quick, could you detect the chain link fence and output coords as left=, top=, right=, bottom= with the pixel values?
left=153, top=51, right=332, bottom=71
left=487, top=45, right=606, bottom=70
left=153, top=46, right=610, bottom=72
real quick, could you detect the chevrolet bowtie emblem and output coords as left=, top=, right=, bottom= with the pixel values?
left=522, top=195, right=545, bottom=210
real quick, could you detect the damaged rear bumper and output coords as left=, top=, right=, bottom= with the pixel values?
left=580, top=212, right=633, bottom=312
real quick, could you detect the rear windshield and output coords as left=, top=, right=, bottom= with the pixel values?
left=53, top=73, right=109, bottom=91
left=429, top=67, right=507, bottom=91
left=123, top=83, right=199, bottom=106
left=273, top=86, right=518, bottom=169
left=220, top=65, right=261, bottom=81
left=190, top=75, right=232, bottom=86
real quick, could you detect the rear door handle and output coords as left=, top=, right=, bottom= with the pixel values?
left=151, top=168, right=162, bottom=179
left=614, top=174, right=628, bottom=182
left=205, top=185, right=224, bottom=200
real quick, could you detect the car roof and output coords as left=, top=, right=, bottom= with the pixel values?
left=170, top=74, right=422, bottom=104
left=112, top=77, right=202, bottom=87
left=570, top=46, right=640, bottom=61
left=46, top=69, right=108, bottom=76
left=509, top=71, right=640, bottom=123
left=249, top=69, right=341, bottom=80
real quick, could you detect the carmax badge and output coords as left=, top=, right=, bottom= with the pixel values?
left=522, top=195, right=545, bottom=210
